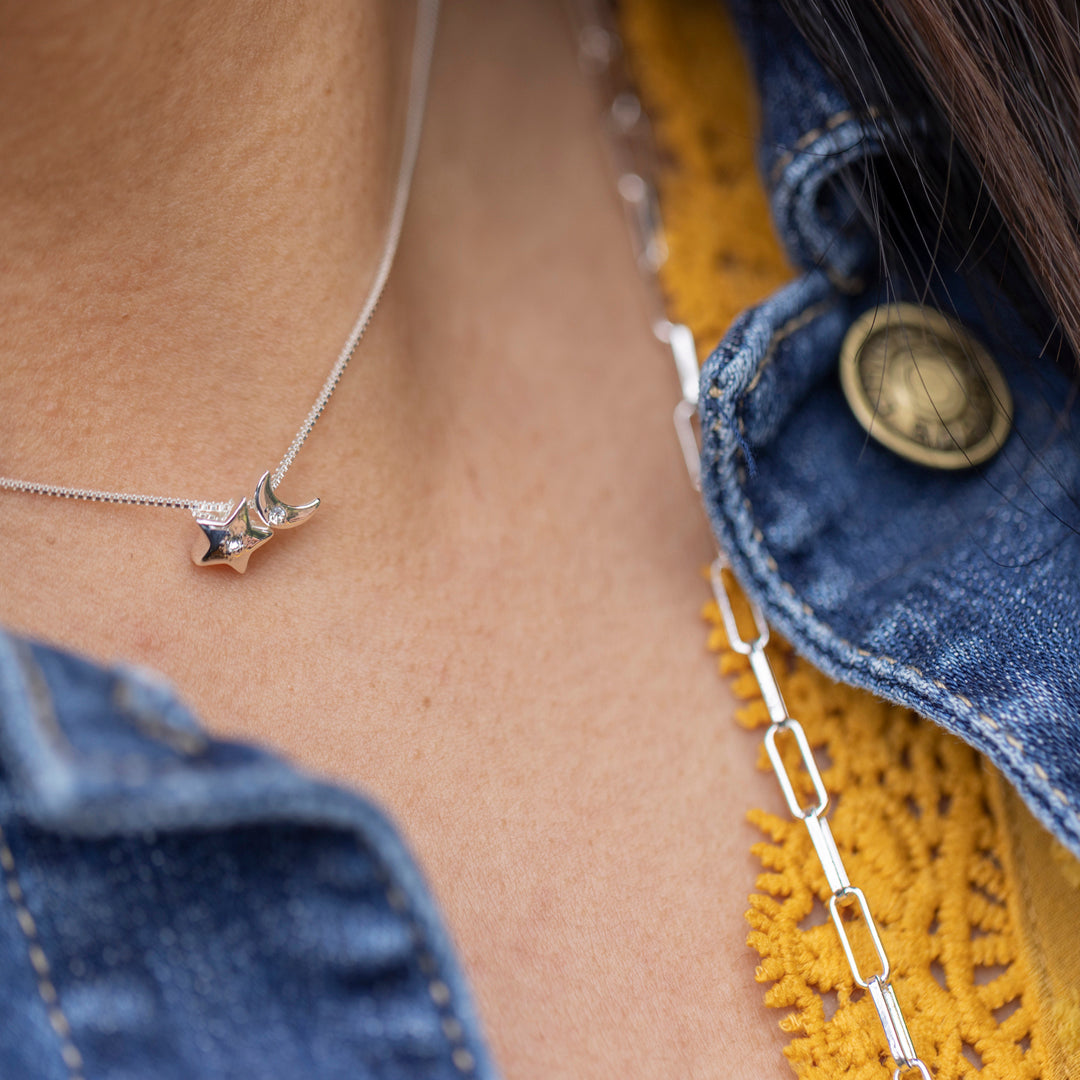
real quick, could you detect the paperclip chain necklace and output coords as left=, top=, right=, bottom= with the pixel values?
left=572, top=5, right=934, bottom=1078
left=0, top=0, right=440, bottom=574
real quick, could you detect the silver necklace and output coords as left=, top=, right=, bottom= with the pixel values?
left=0, top=0, right=440, bottom=574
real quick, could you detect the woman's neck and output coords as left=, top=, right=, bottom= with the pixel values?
left=0, top=0, right=407, bottom=492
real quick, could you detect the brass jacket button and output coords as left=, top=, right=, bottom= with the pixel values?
left=839, top=302, right=1013, bottom=469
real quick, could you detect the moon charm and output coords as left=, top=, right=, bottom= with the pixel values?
left=254, top=471, right=320, bottom=529
left=191, top=470, right=320, bottom=573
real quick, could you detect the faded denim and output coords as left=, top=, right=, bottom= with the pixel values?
left=707, top=0, right=1080, bottom=857
left=0, top=634, right=497, bottom=1079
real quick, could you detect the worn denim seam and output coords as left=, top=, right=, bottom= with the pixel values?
left=11, top=645, right=163, bottom=786
left=768, top=105, right=882, bottom=186
left=823, top=267, right=866, bottom=296
left=11, top=642, right=78, bottom=763
left=375, top=862, right=479, bottom=1077
left=769, top=107, right=905, bottom=292
left=0, top=825, right=85, bottom=1080
left=14, top=647, right=186, bottom=786
left=713, top=477, right=1080, bottom=844
left=732, top=512, right=1080, bottom=834
left=110, top=680, right=209, bottom=758
left=743, top=300, right=836, bottom=399
left=703, top=296, right=1080, bottom=853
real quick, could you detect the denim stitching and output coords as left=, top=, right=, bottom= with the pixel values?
left=767, top=106, right=883, bottom=186
left=379, top=875, right=477, bottom=1075
left=842, top=633, right=1080, bottom=828
left=12, top=643, right=77, bottom=762
left=0, top=827, right=85, bottom=1080
left=824, top=268, right=866, bottom=296
left=743, top=301, right=836, bottom=398
left=111, top=680, right=209, bottom=757
left=14, top=644, right=156, bottom=777
left=741, top=491, right=1080, bottom=826
left=768, top=108, right=886, bottom=293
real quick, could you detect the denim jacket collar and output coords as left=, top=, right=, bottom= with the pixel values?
left=706, top=0, right=1080, bottom=858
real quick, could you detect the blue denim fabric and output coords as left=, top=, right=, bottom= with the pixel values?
left=707, top=0, right=1080, bottom=857
left=0, top=632, right=497, bottom=1079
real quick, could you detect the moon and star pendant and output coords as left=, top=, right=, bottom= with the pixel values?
left=191, top=471, right=319, bottom=573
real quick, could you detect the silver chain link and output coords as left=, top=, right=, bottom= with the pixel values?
left=709, top=558, right=931, bottom=1079
left=0, top=0, right=440, bottom=518
left=572, top=5, right=933, bottom=1076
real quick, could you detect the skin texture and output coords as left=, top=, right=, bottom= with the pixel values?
left=0, top=1, right=792, bottom=1076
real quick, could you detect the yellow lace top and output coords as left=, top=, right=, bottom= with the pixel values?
left=618, top=1, right=1080, bottom=1076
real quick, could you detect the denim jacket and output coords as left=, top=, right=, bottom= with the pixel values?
left=1, top=3, right=1078, bottom=1078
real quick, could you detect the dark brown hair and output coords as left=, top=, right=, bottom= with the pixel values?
left=782, top=0, right=1080, bottom=364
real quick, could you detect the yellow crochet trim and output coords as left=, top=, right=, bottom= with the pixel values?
left=618, top=0, right=1080, bottom=1076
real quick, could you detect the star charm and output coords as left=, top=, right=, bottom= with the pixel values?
left=191, top=497, right=274, bottom=573
left=190, top=471, right=320, bottom=573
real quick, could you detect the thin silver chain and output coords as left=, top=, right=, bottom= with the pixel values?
left=572, top=5, right=933, bottom=1077
left=0, top=0, right=440, bottom=517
